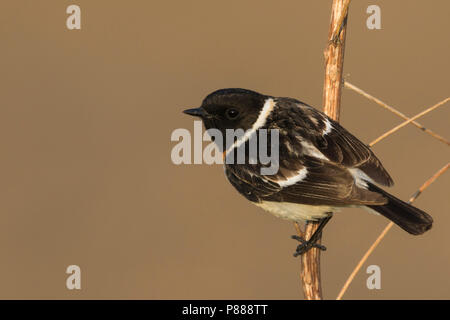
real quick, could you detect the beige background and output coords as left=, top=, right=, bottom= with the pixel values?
left=0, top=1, right=449, bottom=299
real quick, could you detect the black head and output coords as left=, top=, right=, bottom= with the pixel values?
left=183, top=88, right=268, bottom=135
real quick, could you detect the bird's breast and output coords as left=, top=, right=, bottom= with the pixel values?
left=253, top=201, right=338, bottom=222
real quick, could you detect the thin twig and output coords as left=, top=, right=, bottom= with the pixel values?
left=369, top=97, right=450, bottom=146
left=336, top=163, right=449, bottom=300
left=345, top=81, right=450, bottom=146
left=407, top=163, right=450, bottom=203
left=296, top=0, right=350, bottom=300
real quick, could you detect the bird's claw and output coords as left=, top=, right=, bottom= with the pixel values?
left=291, top=235, right=327, bottom=257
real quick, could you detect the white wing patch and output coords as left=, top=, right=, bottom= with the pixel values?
left=323, top=118, right=333, bottom=135
left=300, top=140, right=329, bottom=160
left=349, top=168, right=374, bottom=188
left=276, top=167, right=308, bottom=187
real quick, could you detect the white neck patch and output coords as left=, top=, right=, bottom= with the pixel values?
left=225, top=98, right=276, bottom=155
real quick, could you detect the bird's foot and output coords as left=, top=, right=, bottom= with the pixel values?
left=291, top=235, right=327, bottom=257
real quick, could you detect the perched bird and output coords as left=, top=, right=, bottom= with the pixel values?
left=183, top=88, right=433, bottom=256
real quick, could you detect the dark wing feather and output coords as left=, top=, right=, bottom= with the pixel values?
left=225, top=156, right=386, bottom=207
left=276, top=157, right=387, bottom=206
left=272, top=98, right=394, bottom=187
left=314, top=119, right=393, bottom=186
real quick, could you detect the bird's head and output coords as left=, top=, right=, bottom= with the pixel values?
left=183, top=88, right=269, bottom=136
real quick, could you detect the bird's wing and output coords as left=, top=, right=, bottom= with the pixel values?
left=271, top=98, right=394, bottom=187
left=225, top=156, right=387, bottom=207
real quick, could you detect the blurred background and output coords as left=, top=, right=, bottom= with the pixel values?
left=0, top=0, right=449, bottom=299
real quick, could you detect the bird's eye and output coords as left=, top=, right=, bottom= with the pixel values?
left=226, top=108, right=239, bottom=120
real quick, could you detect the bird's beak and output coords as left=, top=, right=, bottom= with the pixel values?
left=183, top=107, right=205, bottom=118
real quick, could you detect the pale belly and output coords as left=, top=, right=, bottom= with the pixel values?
left=254, top=201, right=340, bottom=221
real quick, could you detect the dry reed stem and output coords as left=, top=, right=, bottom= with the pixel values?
left=296, top=0, right=351, bottom=300
left=331, top=0, right=351, bottom=44
left=345, top=81, right=450, bottom=146
left=369, top=97, right=450, bottom=146
left=336, top=162, right=449, bottom=300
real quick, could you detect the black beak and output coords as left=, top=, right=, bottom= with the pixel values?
left=183, top=107, right=205, bottom=118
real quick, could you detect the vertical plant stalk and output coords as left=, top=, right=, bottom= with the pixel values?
left=297, top=0, right=350, bottom=300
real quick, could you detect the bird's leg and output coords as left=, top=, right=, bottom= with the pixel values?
left=291, top=214, right=333, bottom=257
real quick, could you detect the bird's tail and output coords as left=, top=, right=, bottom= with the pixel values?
left=366, top=183, right=433, bottom=235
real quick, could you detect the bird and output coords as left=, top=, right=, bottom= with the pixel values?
left=183, top=88, right=433, bottom=256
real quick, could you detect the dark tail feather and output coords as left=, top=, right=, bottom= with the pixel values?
left=367, top=183, right=433, bottom=235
